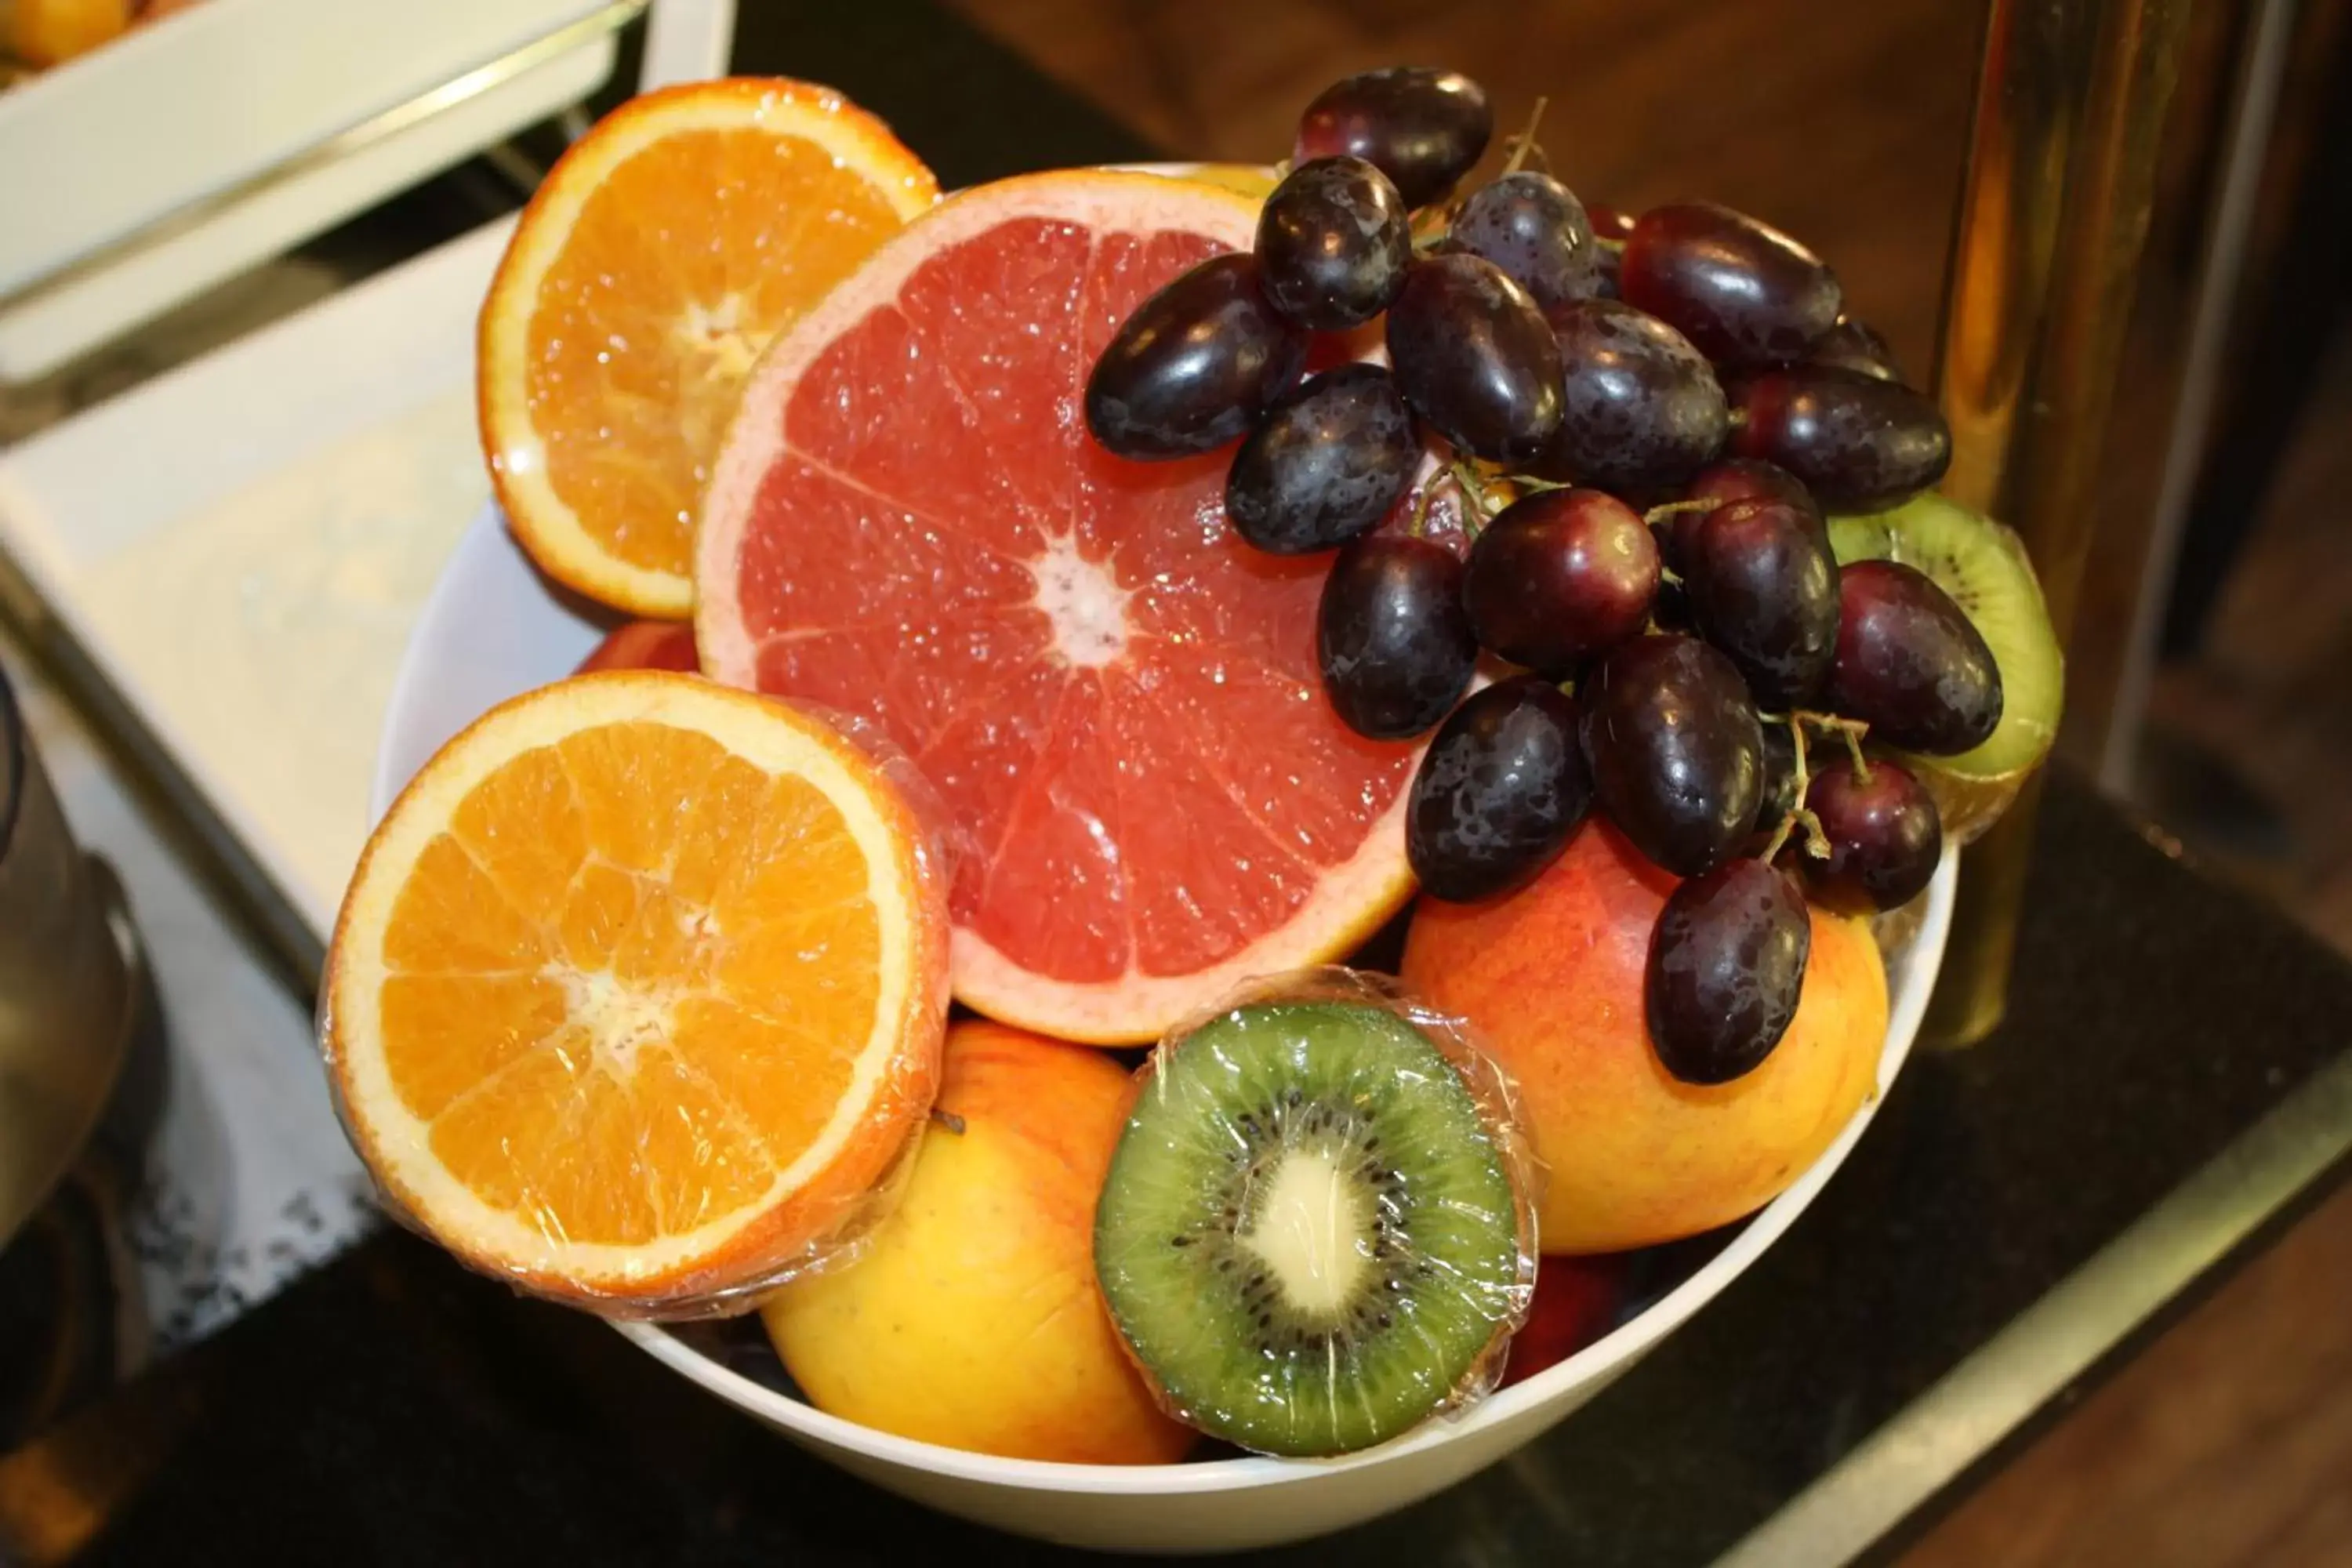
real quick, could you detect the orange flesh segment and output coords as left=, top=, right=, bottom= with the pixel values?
left=733, top=216, right=1417, bottom=985
left=374, top=720, right=881, bottom=1249
left=525, top=125, right=925, bottom=579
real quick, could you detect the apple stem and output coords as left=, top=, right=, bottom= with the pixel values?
left=930, top=1108, right=967, bottom=1135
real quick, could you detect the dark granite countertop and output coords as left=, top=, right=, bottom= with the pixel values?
left=3, top=5, right=2349, bottom=1563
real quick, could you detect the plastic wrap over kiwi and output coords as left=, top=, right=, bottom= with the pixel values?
left=1091, top=967, right=1540, bottom=1457
left=316, top=677, right=958, bottom=1322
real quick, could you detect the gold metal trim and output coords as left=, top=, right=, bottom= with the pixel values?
left=0, top=0, right=644, bottom=317
left=1922, top=0, right=2194, bottom=1045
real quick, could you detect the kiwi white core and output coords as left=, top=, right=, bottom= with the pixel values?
left=1029, top=532, right=1132, bottom=669
left=1240, top=1147, right=1374, bottom=1316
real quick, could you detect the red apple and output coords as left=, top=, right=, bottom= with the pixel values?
left=575, top=620, right=699, bottom=675
left=1500, top=1253, right=1630, bottom=1388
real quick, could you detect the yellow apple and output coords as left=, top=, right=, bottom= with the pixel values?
left=762, top=1020, right=1192, bottom=1464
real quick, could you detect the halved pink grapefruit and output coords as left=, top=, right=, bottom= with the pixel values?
left=697, top=171, right=1420, bottom=1044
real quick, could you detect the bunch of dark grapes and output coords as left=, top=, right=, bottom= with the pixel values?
left=1083, top=66, right=1995, bottom=1087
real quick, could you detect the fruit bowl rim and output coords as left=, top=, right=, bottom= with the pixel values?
left=376, top=148, right=1958, bottom=1483
left=379, top=503, right=1954, bottom=1494
left=613, top=837, right=1947, bottom=1490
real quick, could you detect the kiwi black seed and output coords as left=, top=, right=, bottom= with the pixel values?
left=1092, top=999, right=1527, bottom=1457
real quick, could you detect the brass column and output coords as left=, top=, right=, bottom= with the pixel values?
left=1924, top=0, right=2194, bottom=1045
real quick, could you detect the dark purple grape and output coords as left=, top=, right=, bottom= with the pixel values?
left=1586, top=204, right=1632, bottom=299
left=1536, top=298, right=1727, bottom=494
left=1448, top=172, right=1600, bottom=312
left=1682, top=456, right=1817, bottom=518
left=1809, top=314, right=1904, bottom=383
left=1226, top=365, right=1417, bottom=554
left=1294, top=67, right=1493, bottom=210
left=1586, top=203, right=1635, bottom=243
left=1646, top=858, right=1811, bottom=1084
left=1386, top=253, right=1563, bottom=463
left=1664, top=457, right=1819, bottom=569
left=1729, top=365, right=1951, bottom=510
left=1579, top=633, right=1763, bottom=877
left=1681, top=497, right=1840, bottom=709
left=1828, top=561, right=2003, bottom=754
left=1751, top=722, right=1799, bottom=835
left=1317, top=534, right=1479, bottom=739
left=1407, top=675, right=1592, bottom=901
left=1619, top=202, right=1843, bottom=369
left=1085, top=253, right=1308, bottom=459
left=1803, top=755, right=1943, bottom=910
left=1461, top=488, right=1657, bottom=677
left=1255, top=158, right=1412, bottom=331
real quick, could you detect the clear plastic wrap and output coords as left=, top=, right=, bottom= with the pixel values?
left=317, top=672, right=958, bottom=1321
left=1091, top=966, right=1541, bottom=1458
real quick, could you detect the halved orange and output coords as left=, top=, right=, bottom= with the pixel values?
left=479, top=79, right=939, bottom=618
left=322, top=672, right=951, bottom=1307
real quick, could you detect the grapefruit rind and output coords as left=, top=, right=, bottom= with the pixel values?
left=322, top=671, right=950, bottom=1305
left=695, top=171, right=1421, bottom=1044
left=478, top=78, right=940, bottom=619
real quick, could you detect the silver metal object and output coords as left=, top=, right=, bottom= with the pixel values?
left=0, top=655, right=142, bottom=1247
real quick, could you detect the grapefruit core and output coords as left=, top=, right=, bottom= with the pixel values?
left=697, top=171, right=1421, bottom=1044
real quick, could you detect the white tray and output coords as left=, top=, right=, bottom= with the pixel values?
left=0, top=0, right=627, bottom=380
left=0, top=218, right=516, bottom=945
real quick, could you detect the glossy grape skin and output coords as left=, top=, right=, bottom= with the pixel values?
left=1809, top=314, right=1904, bottom=383
left=1317, top=535, right=1479, bottom=740
left=1586, top=203, right=1635, bottom=242
left=1255, top=157, right=1412, bottom=331
left=1729, top=365, right=1951, bottom=510
left=1461, top=488, right=1657, bottom=677
left=1386, top=253, right=1564, bottom=463
left=1579, top=633, right=1764, bottom=877
left=1665, top=456, right=1818, bottom=568
left=1828, top=560, right=2004, bottom=754
left=1537, top=299, right=1727, bottom=494
left=1646, top=858, right=1811, bottom=1084
left=1225, top=365, right=1417, bottom=554
left=1586, top=203, right=1632, bottom=299
left=1620, top=202, right=1843, bottom=369
left=1407, top=676, right=1592, bottom=902
left=1085, top=254, right=1308, bottom=459
left=1681, top=496, right=1840, bottom=709
left=1448, top=172, right=1601, bottom=312
left=1804, top=755, right=1943, bottom=910
left=1294, top=67, right=1493, bottom=209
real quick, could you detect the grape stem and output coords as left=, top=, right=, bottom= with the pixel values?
left=1499, top=96, right=1551, bottom=178
left=1447, top=457, right=1512, bottom=533
left=1758, top=712, right=1835, bottom=863
left=1791, top=709, right=1872, bottom=783
left=1643, top=498, right=1719, bottom=526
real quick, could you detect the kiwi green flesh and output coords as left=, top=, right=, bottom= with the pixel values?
left=1829, top=494, right=2063, bottom=785
left=1093, top=1000, right=1524, bottom=1458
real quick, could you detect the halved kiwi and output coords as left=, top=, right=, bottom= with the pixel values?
left=1093, top=997, right=1529, bottom=1457
left=1828, top=494, right=2063, bottom=841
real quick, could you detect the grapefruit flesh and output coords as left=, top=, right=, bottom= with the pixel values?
left=699, top=172, right=1420, bottom=1042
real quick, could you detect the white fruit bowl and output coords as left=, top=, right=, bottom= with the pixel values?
left=372, top=502, right=1955, bottom=1554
